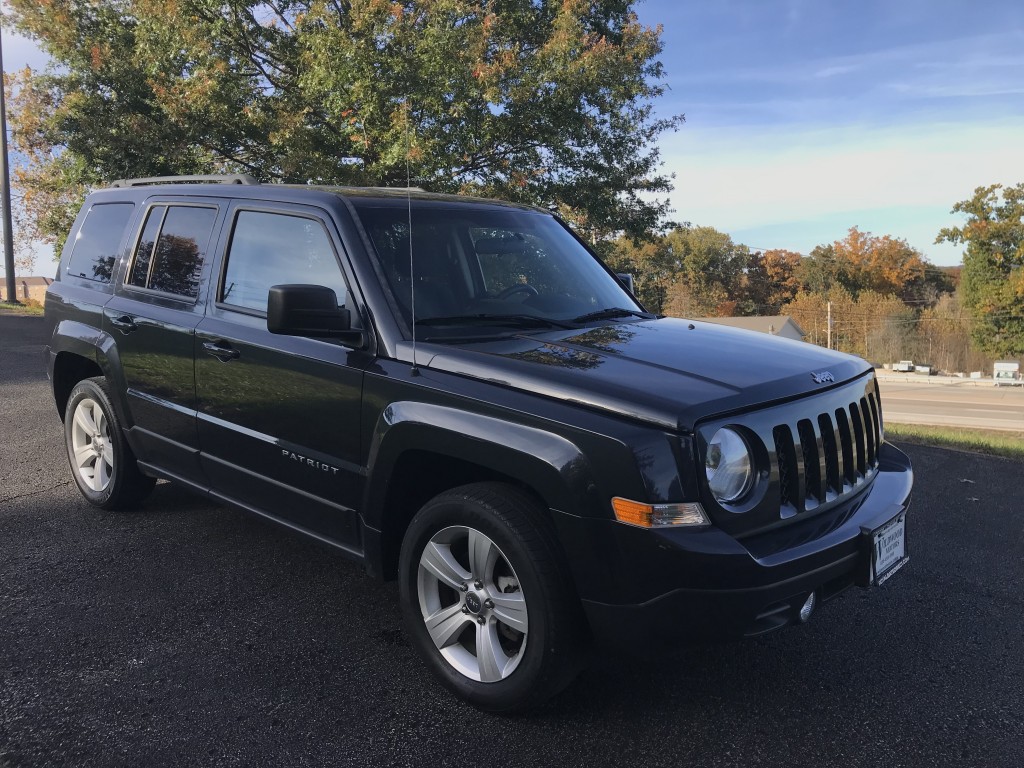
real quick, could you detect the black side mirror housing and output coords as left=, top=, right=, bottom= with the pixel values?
left=616, top=273, right=636, bottom=294
left=267, top=284, right=365, bottom=345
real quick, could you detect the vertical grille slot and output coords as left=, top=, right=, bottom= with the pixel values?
left=866, top=391, right=882, bottom=459
left=835, top=408, right=855, bottom=486
left=860, top=396, right=877, bottom=466
left=797, top=419, right=822, bottom=505
left=872, top=381, right=885, bottom=441
left=773, top=425, right=798, bottom=512
left=849, top=402, right=867, bottom=476
left=817, top=413, right=841, bottom=495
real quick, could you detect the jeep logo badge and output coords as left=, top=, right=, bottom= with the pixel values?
left=811, top=371, right=835, bottom=384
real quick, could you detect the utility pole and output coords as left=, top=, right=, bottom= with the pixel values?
left=0, top=26, right=19, bottom=306
left=826, top=301, right=832, bottom=350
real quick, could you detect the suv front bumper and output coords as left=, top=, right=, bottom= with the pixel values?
left=556, top=442, right=913, bottom=647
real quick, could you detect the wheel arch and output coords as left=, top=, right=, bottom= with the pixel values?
left=49, top=321, right=130, bottom=424
left=362, top=402, right=596, bottom=580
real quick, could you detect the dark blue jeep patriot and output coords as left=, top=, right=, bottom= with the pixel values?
left=44, top=176, right=912, bottom=711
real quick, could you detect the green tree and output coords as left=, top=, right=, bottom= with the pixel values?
left=937, top=183, right=1024, bottom=358
left=662, top=225, right=747, bottom=317
left=600, top=235, right=676, bottom=313
left=7, top=0, right=684, bottom=254
left=796, top=244, right=853, bottom=295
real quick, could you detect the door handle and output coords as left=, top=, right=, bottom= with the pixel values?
left=109, top=315, right=137, bottom=333
left=202, top=341, right=241, bottom=361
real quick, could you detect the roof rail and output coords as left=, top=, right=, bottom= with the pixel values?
left=110, top=174, right=260, bottom=187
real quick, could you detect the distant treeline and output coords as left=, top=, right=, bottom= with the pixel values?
left=600, top=203, right=1018, bottom=374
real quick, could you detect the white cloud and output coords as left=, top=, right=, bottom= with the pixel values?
left=660, top=119, right=1024, bottom=263
left=814, top=64, right=858, bottom=79
left=669, top=31, right=1024, bottom=94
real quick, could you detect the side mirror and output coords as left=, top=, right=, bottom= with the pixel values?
left=616, top=273, right=636, bottom=294
left=267, top=284, right=365, bottom=345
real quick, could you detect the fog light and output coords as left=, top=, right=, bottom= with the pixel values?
left=799, top=592, right=817, bottom=623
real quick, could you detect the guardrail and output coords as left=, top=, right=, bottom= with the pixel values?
left=873, top=371, right=1016, bottom=387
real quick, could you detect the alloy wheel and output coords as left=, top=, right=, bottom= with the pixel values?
left=416, top=525, right=529, bottom=682
left=70, top=397, right=114, bottom=493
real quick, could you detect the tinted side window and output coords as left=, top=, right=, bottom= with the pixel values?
left=127, top=205, right=217, bottom=299
left=128, top=206, right=165, bottom=289
left=66, top=203, right=135, bottom=283
left=221, top=211, right=345, bottom=313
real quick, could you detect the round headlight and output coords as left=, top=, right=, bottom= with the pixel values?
left=705, top=427, right=753, bottom=503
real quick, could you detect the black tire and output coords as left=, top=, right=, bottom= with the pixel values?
left=63, top=377, right=156, bottom=510
left=398, top=482, right=587, bottom=712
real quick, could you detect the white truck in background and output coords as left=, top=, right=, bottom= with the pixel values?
left=994, top=361, right=1021, bottom=386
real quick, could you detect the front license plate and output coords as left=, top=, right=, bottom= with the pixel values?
left=871, top=511, right=908, bottom=585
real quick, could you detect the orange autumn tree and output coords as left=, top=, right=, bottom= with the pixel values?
left=741, top=248, right=802, bottom=314
left=830, top=227, right=929, bottom=302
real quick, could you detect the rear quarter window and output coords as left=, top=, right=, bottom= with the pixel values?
left=127, top=205, right=218, bottom=299
left=65, top=202, right=135, bottom=283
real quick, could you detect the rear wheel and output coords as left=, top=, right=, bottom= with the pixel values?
left=64, top=377, right=155, bottom=510
left=399, top=482, right=586, bottom=712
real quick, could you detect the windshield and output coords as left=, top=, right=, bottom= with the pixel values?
left=350, top=199, right=647, bottom=339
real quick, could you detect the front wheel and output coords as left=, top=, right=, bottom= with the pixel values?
left=399, top=483, right=587, bottom=712
left=64, top=377, right=156, bottom=510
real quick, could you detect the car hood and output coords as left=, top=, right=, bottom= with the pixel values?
left=409, top=317, right=871, bottom=432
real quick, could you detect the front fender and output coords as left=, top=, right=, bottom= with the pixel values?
left=362, top=401, right=596, bottom=530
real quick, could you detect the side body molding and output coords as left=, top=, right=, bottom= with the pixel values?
left=362, top=401, right=596, bottom=532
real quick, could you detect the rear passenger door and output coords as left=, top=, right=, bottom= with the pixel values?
left=103, top=199, right=223, bottom=483
left=194, top=202, right=370, bottom=550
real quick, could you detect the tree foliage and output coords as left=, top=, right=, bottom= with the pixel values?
left=937, top=183, right=1024, bottom=358
left=660, top=225, right=748, bottom=317
left=594, top=213, right=992, bottom=371
left=741, top=248, right=801, bottom=314
left=795, top=227, right=946, bottom=303
left=781, top=288, right=911, bottom=361
left=598, top=234, right=674, bottom=313
left=796, top=243, right=852, bottom=295
left=6, top=0, right=683, bottom=253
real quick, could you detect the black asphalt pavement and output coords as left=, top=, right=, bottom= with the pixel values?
left=2, top=313, right=1022, bottom=767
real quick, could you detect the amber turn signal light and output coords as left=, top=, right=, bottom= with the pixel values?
left=611, top=497, right=710, bottom=528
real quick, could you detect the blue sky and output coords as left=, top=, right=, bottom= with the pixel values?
left=635, top=0, right=1024, bottom=265
left=8, top=0, right=1024, bottom=272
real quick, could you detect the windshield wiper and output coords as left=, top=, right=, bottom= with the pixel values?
left=570, top=307, right=653, bottom=324
left=416, top=314, right=574, bottom=330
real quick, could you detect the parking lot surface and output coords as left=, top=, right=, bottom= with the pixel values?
left=2, top=314, right=1022, bottom=767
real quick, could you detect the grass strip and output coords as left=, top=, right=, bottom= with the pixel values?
left=0, top=302, right=45, bottom=316
left=886, top=423, right=1024, bottom=461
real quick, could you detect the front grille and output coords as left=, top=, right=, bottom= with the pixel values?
left=697, top=375, right=885, bottom=537
left=772, top=385, right=883, bottom=515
